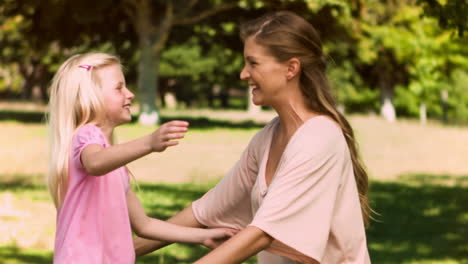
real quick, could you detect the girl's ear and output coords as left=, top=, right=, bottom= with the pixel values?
left=286, top=58, right=301, bottom=80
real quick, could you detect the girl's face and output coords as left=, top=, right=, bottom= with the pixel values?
left=96, top=64, right=134, bottom=127
left=240, top=37, right=289, bottom=107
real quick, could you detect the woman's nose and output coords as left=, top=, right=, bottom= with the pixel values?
left=240, top=66, right=250, bottom=80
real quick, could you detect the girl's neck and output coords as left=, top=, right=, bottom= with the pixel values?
left=96, top=121, right=115, bottom=144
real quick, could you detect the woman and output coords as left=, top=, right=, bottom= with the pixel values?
left=135, top=11, right=371, bottom=264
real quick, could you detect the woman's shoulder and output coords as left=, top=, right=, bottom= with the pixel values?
left=243, top=116, right=278, bottom=158
left=290, top=115, right=345, bottom=154
left=303, top=115, right=342, bottom=136
left=250, top=116, right=279, bottom=144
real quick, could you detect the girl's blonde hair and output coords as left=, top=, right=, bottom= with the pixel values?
left=47, top=53, right=121, bottom=208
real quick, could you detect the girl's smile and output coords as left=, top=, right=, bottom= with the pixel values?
left=96, top=65, right=135, bottom=128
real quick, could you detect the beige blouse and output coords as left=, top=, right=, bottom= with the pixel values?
left=192, top=116, right=371, bottom=264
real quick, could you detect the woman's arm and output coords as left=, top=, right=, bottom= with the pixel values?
left=194, top=226, right=273, bottom=264
left=133, top=124, right=267, bottom=256
left=127, top=189, right=235, bottom=246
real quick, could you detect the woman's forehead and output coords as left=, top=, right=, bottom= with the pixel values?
left=243, top=37, right=271, bottom=59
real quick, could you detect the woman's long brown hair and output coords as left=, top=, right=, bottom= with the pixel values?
left=241, top=11, right=372, bottom=226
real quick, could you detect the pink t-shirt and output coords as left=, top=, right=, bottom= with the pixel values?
left=53, top=124, right=134, bottom=264
left=193, top=116, right=370, bottom=264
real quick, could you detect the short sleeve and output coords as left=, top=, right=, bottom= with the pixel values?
left=72, top=124, right=106, bottom=169
left=192, top=124, right=273, bottom=230
left=249, top=118, right=347, bottom=263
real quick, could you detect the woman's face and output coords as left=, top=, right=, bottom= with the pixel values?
left=240, top=37, right=289, bottom=107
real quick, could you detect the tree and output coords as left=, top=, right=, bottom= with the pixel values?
left=389, top=6, right=468, bottom=123
left=349, top=0, right=417, bottom=121
left=121, top=0, right=239, bottom=125
left=0, top=2, right=54, bottom=102
left=0, top=0, right=137, bottom=102
left=417, top=0, right=468, bottom=36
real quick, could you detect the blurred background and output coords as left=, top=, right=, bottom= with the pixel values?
left=0, top=0, right=467, bottom=263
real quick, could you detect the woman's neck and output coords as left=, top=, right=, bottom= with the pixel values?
left=271, top=87, right=318, bottom=138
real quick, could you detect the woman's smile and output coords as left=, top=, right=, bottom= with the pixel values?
left=250, top=83, right=259, bottom=93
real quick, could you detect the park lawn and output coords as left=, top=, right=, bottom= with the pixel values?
left=0, top=176, right=467, bottom=263
left=1, top=108, right=467, bottom=263
left=1, top=110, right=467, bottom=183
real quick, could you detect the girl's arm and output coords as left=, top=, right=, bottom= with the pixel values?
left=127, top=189, right=236, bottom=245
left=133, top=205, right=203, bottom=256
left=82, top=121, right=188, bottom=176
left=194, top=226, right=274, bottom=264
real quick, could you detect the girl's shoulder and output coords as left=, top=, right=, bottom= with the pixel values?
left=73, top=123, right=106, bottom=144
left=75, top=123, right=101, bottom=134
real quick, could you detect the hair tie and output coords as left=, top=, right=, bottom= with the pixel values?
left=78, top=65, right=92, bottom=70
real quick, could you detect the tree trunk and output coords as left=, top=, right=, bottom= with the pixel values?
left=441, top=89, right=448, bottom=123
left=123, top=0, right=236, bottom=124
left=379, top=73, right=396, bottom=122
left=219, top=86, right=230, bottom=108
left=18, top=60, right=48, bottom=102
left=18, top=62, right=34, bottom=100
left=381, top=98, right=396, bottom=122
left=126, top=0, right=170, bottom=126
left=419, top=102, right=427, bottom=125
left=137, top=40, right=160, bottom=125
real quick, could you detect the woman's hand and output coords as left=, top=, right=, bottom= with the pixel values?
left=202, top=228, right=239, bottom=249
left=149, top=120, right=189, bottom=152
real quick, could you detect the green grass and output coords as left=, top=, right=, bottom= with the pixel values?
left=0, top=174, right=467, bottom=263
left=0, top=178, right=258, bottom=264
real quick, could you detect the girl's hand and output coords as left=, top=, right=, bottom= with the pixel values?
left=149, top=120, right=189, bottom=152
left=202, top=228, right=239, bottom=249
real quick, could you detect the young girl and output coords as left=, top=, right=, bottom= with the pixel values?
left=47, top=52, right=236, bottom=263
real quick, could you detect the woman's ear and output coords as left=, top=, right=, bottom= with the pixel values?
left=286, top=58, right=301, bottom=80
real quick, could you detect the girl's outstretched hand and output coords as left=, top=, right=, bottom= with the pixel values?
left=202, top=228, right=239, bottom=249
left=149, top=120, right=189, bottom=152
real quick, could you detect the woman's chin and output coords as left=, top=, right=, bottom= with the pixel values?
left=251, top=96, right=263, bottom=106
left=252, top=100, right=263, bottom=106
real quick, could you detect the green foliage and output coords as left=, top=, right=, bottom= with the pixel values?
left=328, top=61, right=379, bottom=113
left=160, top=38, right=218, bottom=79
left=417, top=0, right=468, bottom=36
left=394, top=85, right=421, bottom=117
left=1, top=0, right=468, bottom=122
left=305, top=0, right=351, bottom=15
left=447, top=70, right=468, bottom=123
left=159, top=34, right=244, bottom=107
left=352, top=2, right=468, bottom=122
